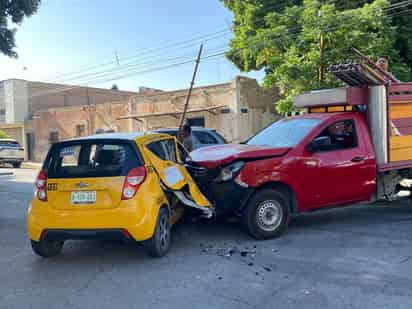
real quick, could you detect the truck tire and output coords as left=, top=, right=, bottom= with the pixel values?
left=31, top=239, right=64, bottom=257
left=145, top=207, right=171, bottom=257
left=242, top=189, right=290, bottom=240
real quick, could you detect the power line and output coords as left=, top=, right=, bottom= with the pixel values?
left=28, top=1, right=412, bottom=98
left=45, top=0, right=321, bottom=83
left=53, top=0, right=411, bottom=86
left=67, top=1, right=411, bottom=86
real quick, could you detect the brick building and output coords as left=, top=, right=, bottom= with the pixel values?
left=32, top=76, right=280, bottom=162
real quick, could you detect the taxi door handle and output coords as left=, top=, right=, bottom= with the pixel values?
left=351, top=156, right=365, bottom=162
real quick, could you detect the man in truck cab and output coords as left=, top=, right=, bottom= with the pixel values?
left=315, top=120, right=356, bottom=151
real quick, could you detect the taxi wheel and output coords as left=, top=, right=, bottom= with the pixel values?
left=31, top=239, right=64, bottom=258
left=145, top=208, right=171, bottom=258
left=242, top=189, right=290, bottom=240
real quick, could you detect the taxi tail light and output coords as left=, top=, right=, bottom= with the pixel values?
left=121, top=167, right=146, bottom=200
left=35, top=170, right=48, bottom=201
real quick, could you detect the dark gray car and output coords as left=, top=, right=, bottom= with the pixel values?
left=154, top=127, right=226, bottom=149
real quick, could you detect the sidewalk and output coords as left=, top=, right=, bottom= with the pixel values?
left=21, top=162, right=42, bottom=169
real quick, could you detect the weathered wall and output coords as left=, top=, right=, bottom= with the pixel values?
left=32, top=101, right=130, bottom=162
left=3, top=80, right=29, bottom=124
left=28, top=81, right=137, bottom=118
left=32, top=77, right=280, bottom=161
left=129, top=82, right=236, bottom=140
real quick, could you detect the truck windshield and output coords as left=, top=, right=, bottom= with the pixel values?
left=247, top=118, right=321, bottom=148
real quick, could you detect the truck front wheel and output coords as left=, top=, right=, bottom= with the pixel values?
left=242, top=189, right=290, bottom=240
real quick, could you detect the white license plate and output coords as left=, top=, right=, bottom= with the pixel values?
left=71, top=191, right=96, bottom=205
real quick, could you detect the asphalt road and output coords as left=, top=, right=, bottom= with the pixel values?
left=1, top=168, right=412, bottom=309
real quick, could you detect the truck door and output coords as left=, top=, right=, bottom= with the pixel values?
left=304, top=118, right=376, bottom=208
left=143, top=137, right=213, bottom=218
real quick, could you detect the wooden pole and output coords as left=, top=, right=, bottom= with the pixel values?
left=319, top=34, right=325, bottom=85
left=178, top=44, right=204, bottom=132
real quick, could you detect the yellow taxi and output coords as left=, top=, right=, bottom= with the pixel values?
left=27, top=132, right=213, bottom=258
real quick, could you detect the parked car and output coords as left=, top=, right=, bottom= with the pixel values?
left=0, top=139, right=24, bottom=168
left=27, top=132, right=212, bottom=258
left=154, top=127, right=226, bottom=149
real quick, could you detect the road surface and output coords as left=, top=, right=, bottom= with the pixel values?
left=1, top=168, right=412, bottom=309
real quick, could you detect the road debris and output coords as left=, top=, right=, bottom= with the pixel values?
left=240, top=250, right=256, bottom=257
left=400, top=256, right=411, bottom=264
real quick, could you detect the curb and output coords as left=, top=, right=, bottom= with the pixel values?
left=21, top=162, right=42, bottom=169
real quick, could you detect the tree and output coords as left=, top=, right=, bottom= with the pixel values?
left=222, top=0, right=411, bottom=114
left=0, top=0, right=41, bottom=58
left=111, top=84, right=119, bottom=91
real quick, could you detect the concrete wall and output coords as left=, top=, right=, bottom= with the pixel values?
left=31, top=77, right=280, bottom=162
left=0, top=79, right=139, bottom=124
left=128, top=77, right=280, bottom=143
left=28, top=81, right=137, bottom=119
left=32, top=101, right=130, bottom=161
left=129, top=82, right=237, bottom=140
left=2, top=80, right=29, bottom=124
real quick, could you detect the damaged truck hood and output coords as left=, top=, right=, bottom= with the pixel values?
left=190, top=144, right=291, bottom=169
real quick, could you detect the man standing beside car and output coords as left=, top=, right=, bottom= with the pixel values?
left=179, top=124, right=193, bottom=152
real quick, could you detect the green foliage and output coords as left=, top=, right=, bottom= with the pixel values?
left=111, top=84, right=119, bottom=91
left=0, top=130, right=9, bottom=138
left=275, top=97, right=296, bottom=116
left=223, top=0, right=412, bottom=115
left=0, top=0, right=41, bottom=58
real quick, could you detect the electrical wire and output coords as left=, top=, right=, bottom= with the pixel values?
left=27, top=1, right=412, bottom=98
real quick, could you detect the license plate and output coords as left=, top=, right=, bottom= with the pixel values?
left=71, top=191, right=96, bottom=205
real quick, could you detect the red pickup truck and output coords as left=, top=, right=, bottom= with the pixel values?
left=187, top=84, right=412, bottom=240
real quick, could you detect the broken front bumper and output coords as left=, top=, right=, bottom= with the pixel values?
left=186, top=164, right=254, bottom=217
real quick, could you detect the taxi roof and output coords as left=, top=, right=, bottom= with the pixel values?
left=65, top=131, right=172, bottom=143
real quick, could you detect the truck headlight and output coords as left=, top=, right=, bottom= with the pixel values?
left=216, top=161, right=245, bottom=182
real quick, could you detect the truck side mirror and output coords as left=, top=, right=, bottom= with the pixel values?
left=307, top=136, right=332, bottom=152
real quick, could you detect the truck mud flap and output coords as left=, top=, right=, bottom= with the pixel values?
left=160, top=182, right=214, bottom=218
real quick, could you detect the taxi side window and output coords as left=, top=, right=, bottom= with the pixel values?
left=147, top=139, right=178, bottom=163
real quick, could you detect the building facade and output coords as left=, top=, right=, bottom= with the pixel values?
left=0, top=79, right=140, bottom=160
left=32, top=76, right=280, bottom=161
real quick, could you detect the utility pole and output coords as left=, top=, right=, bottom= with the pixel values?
left=319, top=33, right=325, bottom=85
left=318, top=10, right=325, bottom=85
left=178, top=44, right=204, bottom=132
left=86, top=88, right=95, bottom=135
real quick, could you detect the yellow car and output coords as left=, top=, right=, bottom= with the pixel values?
left=27, top=132, right=213, bottom=258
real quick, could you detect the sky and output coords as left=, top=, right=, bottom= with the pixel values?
left=0, top=0, right=264, bottom=92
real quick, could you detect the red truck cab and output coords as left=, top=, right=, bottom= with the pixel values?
left=188, top=85, right=412, bottom=239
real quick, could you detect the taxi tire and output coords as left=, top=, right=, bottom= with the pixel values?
left=242, top=189, right=290, bottom=240
left=31, top=239, right=64, bottom=258
left=145, top=207, right=171, bottom=258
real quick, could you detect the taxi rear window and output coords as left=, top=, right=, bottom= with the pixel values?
left=44, top=141, right=141, bottom=178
